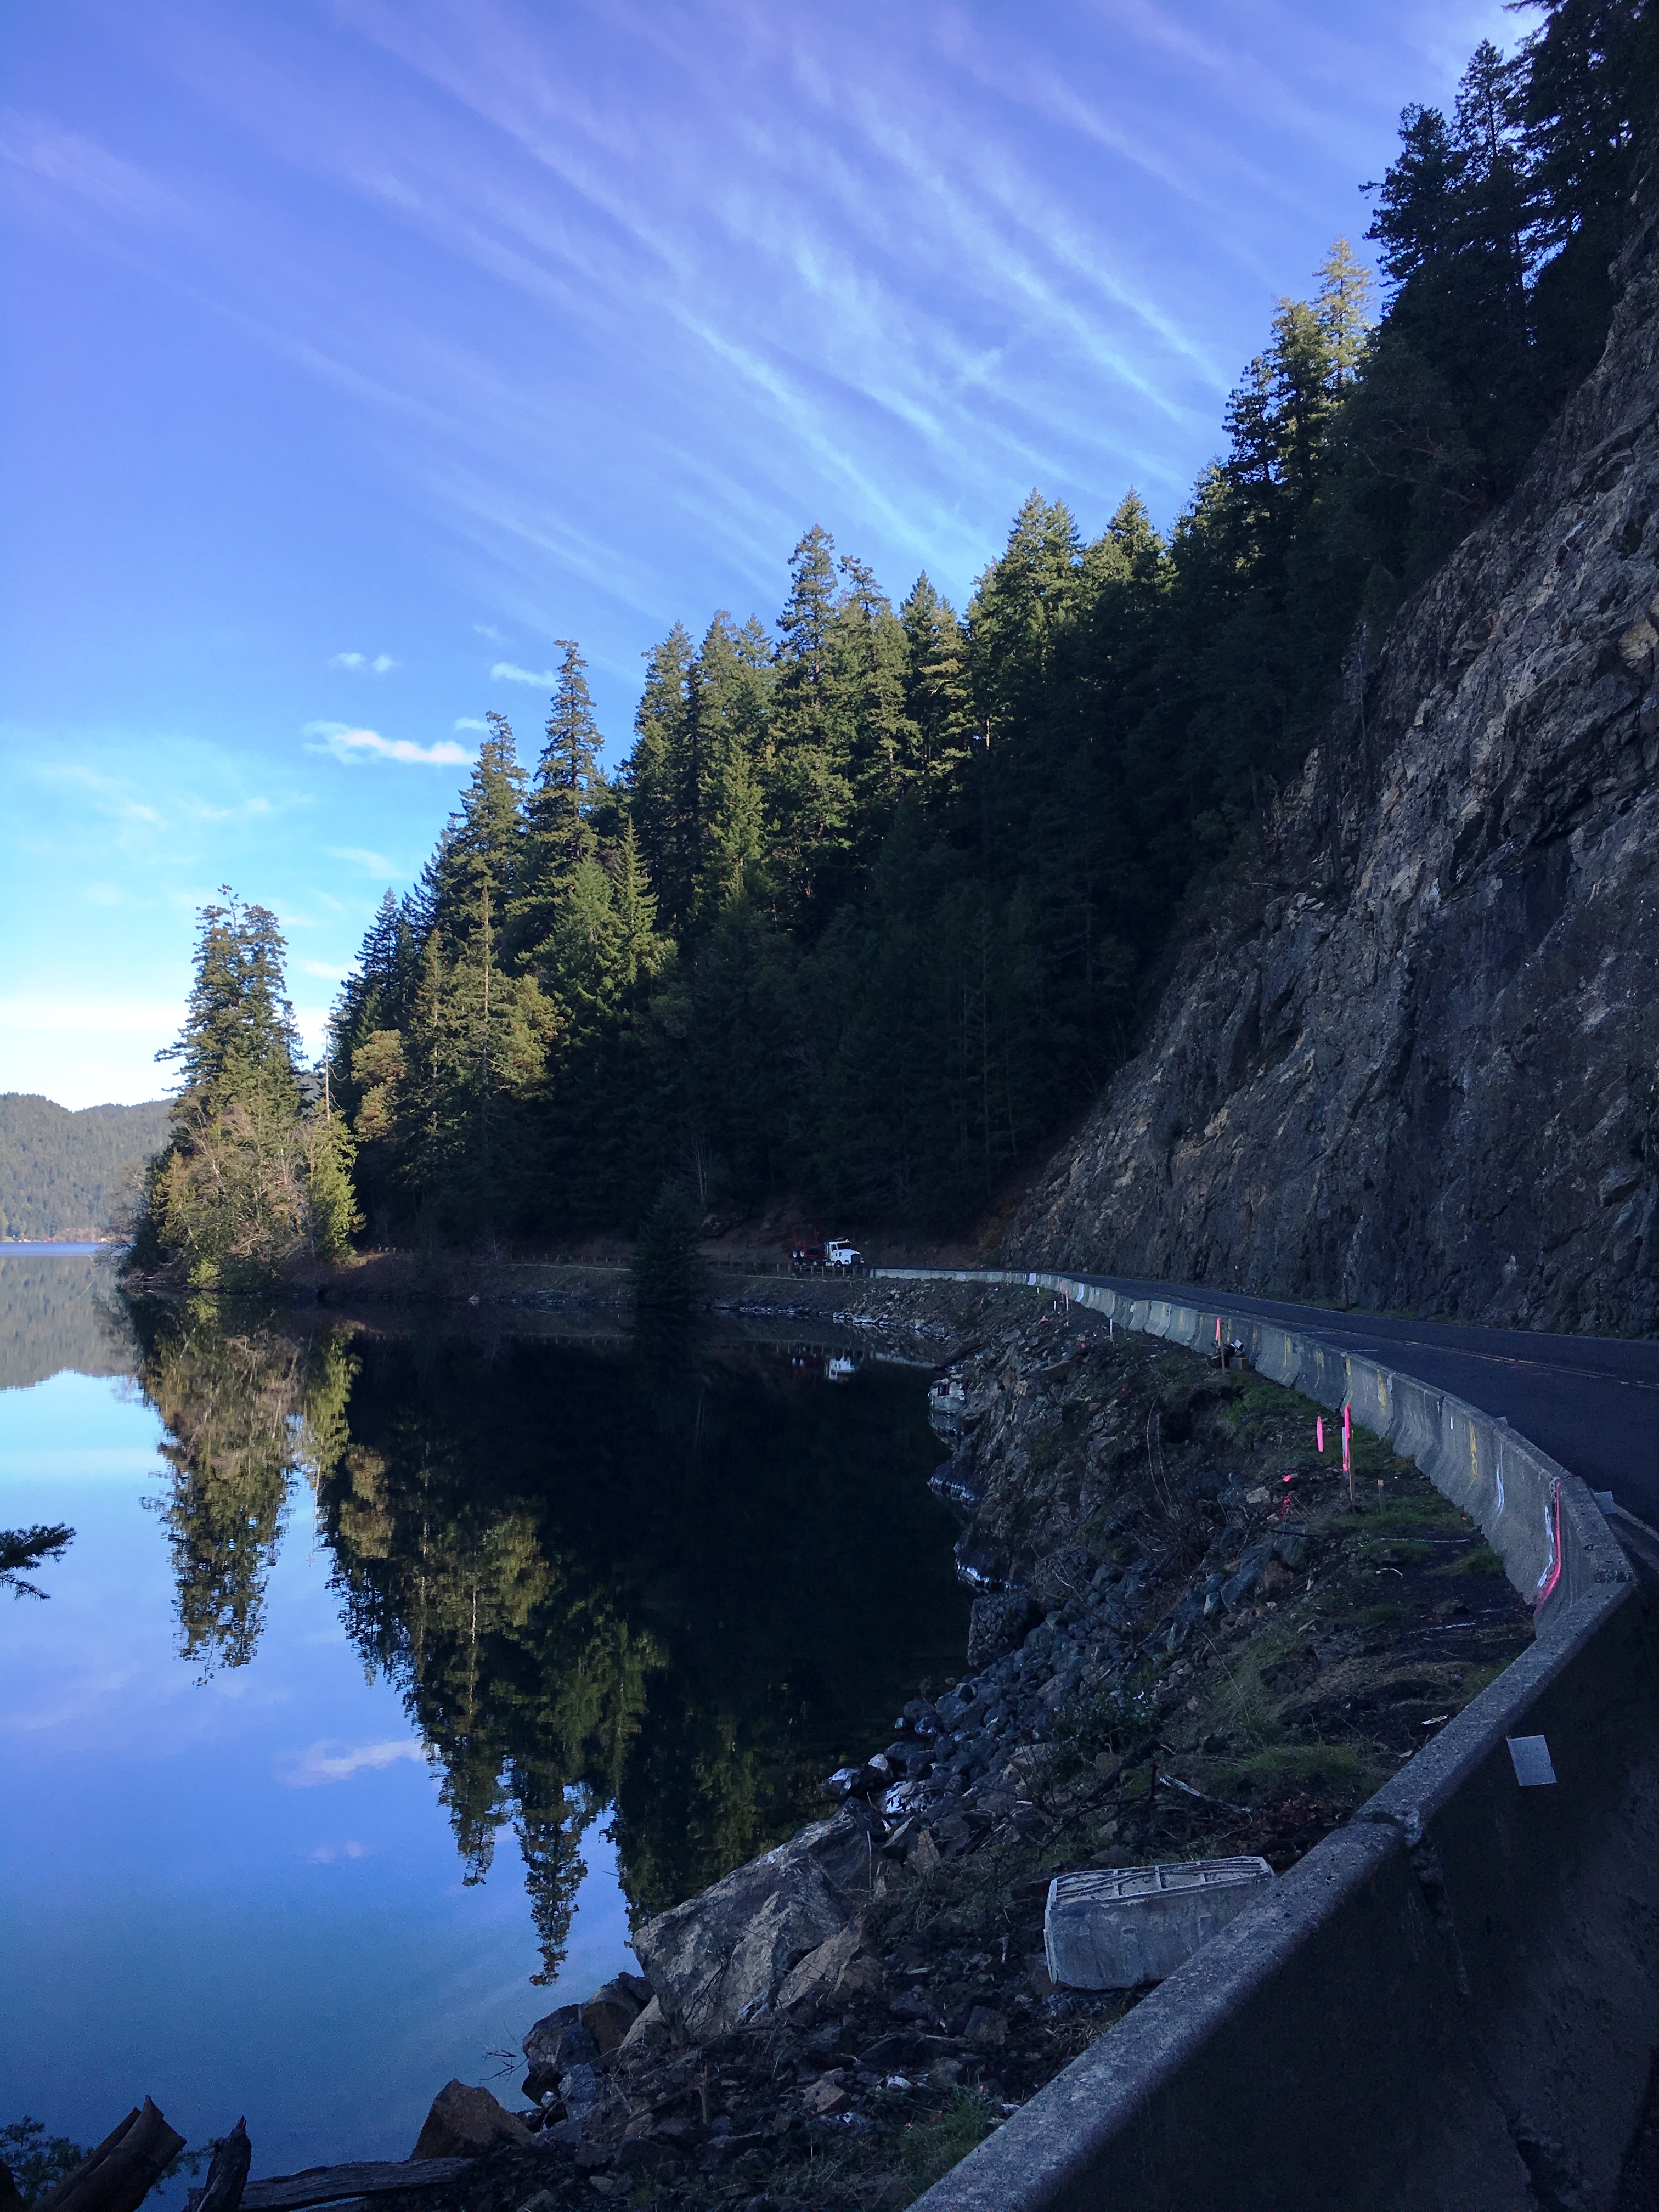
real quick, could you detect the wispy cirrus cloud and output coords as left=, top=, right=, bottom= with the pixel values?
left=281, top=1736, right=427, bottom=1786
left=4, top=0, right=1508, bottom=782
left=37, top=761, right=165, bottom=826
left=324, top=844, right=395, bottom=872
left=303, top=720, right=471, bottom=766
left=0, top=106, right=180, bottom=228
left=180, top=793, right=279, bottom=823
left=488, top=660, right=557, bottom=687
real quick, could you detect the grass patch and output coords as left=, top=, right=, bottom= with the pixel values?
left=1361, top=1494, right=1475, bottom=1537
left=1358, top=1537, right=1434, bottom=1566
left=900, top=2090, right=998, bottom=2195
left=1051, top=1681, right=1158, bottom=1778
left=1212, top=1740, right=1384, bottom=1802
left=1234, top=1376, right=1325, bottom=1423
left=1355, top=1602, right=1407, bottom=1628
left=1437, top=1544, right=1506, bottom=1576
left=1205, top=1642, right=1292, bottom=1750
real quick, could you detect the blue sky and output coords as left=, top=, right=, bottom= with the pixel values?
left=1, top=0, right=1509, bottom=1108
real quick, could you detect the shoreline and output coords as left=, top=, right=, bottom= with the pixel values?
left=283, top=1276, right=1532, bottom=2210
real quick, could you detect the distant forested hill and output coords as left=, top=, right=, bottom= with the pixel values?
left=0, top=1094, right=171, bottom=1241
left=0, top=1253, right=136, bottom=1389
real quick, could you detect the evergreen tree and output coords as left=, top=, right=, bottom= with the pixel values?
left=626, top=624, right=695, bottom=932
left=428, top=714, right=528, bottom=954
left=1314, top=238, right=1375, bottom=391
left=529, top=645, right=604, bottom=890
left=689, top=614, right=771, bottom=925
left=131, top=893, right=332, bottom=1289
left=769, top=526, right=853, bottom=915
left=833, top=556, right=912, bottom=857
left=899, top=574, right=973, bottom=801
left=630, top=1184, right=707, bottom=1312
left=156, top=890, right=299, bottom=1113
left=301, top=1104, right=362, bottom=1261
left=1, top=1521, right=74, bottom=1599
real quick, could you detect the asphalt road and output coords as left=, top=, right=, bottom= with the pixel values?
left=1073, top=1272, right=1659, bottom=1529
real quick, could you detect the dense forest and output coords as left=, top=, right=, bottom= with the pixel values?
left=130, top=1, right=1655, bottom=1280
left=0, top=1095, right=170, bottom=1242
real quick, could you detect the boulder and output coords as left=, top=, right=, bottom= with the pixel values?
left=632, top=1803, right=879, bottom=2040
left=558, top=2063, right=601, bottom=2123
left=774, top=1918, right=869, bottom=2011
left=522, top=2004, right=582, bottom=2073
left=410, top=2080, right=534, bottom=2160
left=801, top=2075, right=851, bottom=2117
left=1273, top=1526, right=1311, bottom=1570
left=967, top=1590, right=1037, bottom=1668
left=618, top=1995, right=667, bottom=2055
left=580, top=1980, right=644, bottom=2053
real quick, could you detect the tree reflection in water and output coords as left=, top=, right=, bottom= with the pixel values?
left=131, top=1295, right=354, bottom=1674
left=127, top=1305, right=967, bottom=1984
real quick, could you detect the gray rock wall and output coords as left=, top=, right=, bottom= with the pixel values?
left=1011, top=153, right=1659, bottom=1336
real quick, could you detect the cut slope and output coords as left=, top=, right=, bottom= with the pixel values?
left=1011, top=145, right=1659, bottom=1336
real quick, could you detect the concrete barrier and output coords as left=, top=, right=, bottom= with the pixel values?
left=872, top=1268, right=1659, bottom=2210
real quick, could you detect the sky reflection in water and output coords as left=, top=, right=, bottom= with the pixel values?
left=0, top=1262, right=963, bottom=2177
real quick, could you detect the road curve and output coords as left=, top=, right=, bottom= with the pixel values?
left=1067, top=1271, right=1659, bottom=1526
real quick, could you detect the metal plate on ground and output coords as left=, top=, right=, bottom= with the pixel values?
left=1045, top=1855, right=1275, bottom=1989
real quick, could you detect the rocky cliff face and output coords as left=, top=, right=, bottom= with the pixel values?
left=1012, top=157, right=1659, bottom=1336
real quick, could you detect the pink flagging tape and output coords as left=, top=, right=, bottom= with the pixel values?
left=1534, top=1478, right=1563, bottom=1617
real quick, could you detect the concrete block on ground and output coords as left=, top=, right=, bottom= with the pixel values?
left=1045, top=1857, right=1275, bottom=1989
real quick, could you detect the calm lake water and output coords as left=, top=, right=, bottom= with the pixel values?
left=0, top=1256, right=965, bottom=2179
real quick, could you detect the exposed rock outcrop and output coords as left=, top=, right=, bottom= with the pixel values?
left=1011, top=159, right=1659, bottom=1335
left=410, top=2081, right=533, bottom=2160
left=630, top=1802, right=882, bottom=2041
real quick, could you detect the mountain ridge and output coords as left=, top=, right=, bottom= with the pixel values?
left=0, top=1093, right=171, bottom=1242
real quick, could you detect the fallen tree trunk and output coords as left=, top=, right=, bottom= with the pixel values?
left=189, top=2121, right=251, bottom=2212
left=236, top=2160, right=473, bottom=2212
left=33, top=2101, right=187, bottom=2212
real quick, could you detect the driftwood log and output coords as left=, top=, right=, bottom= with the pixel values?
left=188, top=2122, right=251, bottom=2212
left=33, top=2101, right=187, bottom=2212
left=235, top=2161, right=473, bottom=2212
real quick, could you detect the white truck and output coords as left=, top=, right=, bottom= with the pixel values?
left=790, top=1234, right=865, bottom=1274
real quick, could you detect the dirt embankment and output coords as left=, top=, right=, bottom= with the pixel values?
left=381, top=1280, right=1532, bottom=2212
